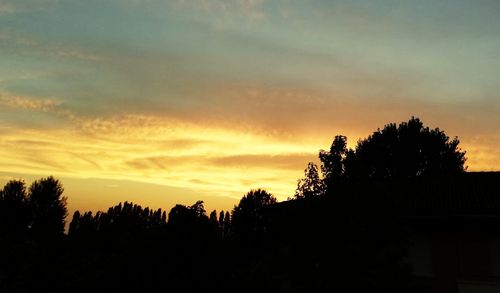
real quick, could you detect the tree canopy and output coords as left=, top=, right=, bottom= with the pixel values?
left=295, top=162, right=325, bottom=199
left=231, top=189, right=277, bottom=237
left=28, top=176, right=68, bottom=237
left=321, top=117, right=466, bottom=182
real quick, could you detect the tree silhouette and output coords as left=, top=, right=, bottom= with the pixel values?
left=295, top=162, right=326, bottom=199
left=2, top=179, right=27, bottom=202
left=0, top=179, right=31, bottom=239
left=320, top=135, right=348, bottom=182
left=69, top=201, right=167, bottom=237
left=319, top=117, right=467, bottom=183
left=68, top=210, right=81, bottom=236
left=167, top=200, right=216, bottom=243
left=190, top=200, right=207, bottom=218
left=28, top=176, right=67, bottom=238
left=168, top=202, right=205, bottom=227
left=209, top=209, right=222, bottom=238
left=345, top=117, right=466, bottom=179
left=222, top=211, right=231, bottom=239
left=218, top=210, right=225, bottom=227
left=232, top=189, right=276, bottom=238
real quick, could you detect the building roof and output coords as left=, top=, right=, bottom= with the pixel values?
left=268, top=172, right=500, bottom=220
left=379, top=172, right=500, bottom=217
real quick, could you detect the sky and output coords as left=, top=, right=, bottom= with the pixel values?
left=1, top=0, right=500, bottom=216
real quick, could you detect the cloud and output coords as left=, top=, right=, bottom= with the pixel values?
left=239, top=0, right=266, bottom=20
left=0, top=91, right=79, bottom=122
left=0, top=113, right=318, bottom=199
left=51, top=49, right=101, bottom=62
left=174, top=0, right=267, bottom=20
left=126, top=156, right=191, bottom=171
left=0, top=93, right=61, bottom=111
left=126, top=153, right=314, bottom=172
left=0, top=31, right=101, bottom=62
left=210, top=153, right=314, bottom=170
left=1, top=103, right=499, bottom=202
left=460, top=134, right=500, bottom=171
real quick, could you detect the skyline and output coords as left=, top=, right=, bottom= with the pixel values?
left=1, top=0, right=500, bottom=214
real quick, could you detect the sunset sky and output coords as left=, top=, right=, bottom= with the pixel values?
left=1, top=0, right=499, bottom=216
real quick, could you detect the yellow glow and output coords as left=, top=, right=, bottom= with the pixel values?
left=1, top=94, right=499, bottom=216
left=0, top=114, right=321, bottom=208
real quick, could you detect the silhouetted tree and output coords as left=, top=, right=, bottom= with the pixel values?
left=343, top=117, right=466, bottom=179
left=68, top=210, right=81, bottom=236
left=209, top=210, right=217, bottom=223
left=69, top=202, right=167, bottom=237
left=295, top=162, right=325, bottom=199
left=209, top=209, right=221, bottom=238
left=223, top=211, right=231, bottom=239
left=190, top=200, right=207, bottom=218
left=1, top=179, right=27, bottom=202
left=232, top=189, right=276, bottom=238
left=168, top=203, right=205, bottom=227
left=219, top=210, right=225, bottom=227
left=320, top=117, right=467, bottom=183
left=28, top=176, right=67, bottom=238
left=320, top=135, right=348, bottom=181
left=167, top=201, right=215, bottom=242
left=0, top=179, right=31, bottom=239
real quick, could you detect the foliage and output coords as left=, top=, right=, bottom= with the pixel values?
left=319, top=135, right=348, bottom=181
left=295, top=162, right=325, bottom=199
left=28, top=176, right=68, bottom=237
left=0, top=179, right=31, bottom=239
left=69, top=201, right=167, bottom=238
left=319, top=117, right=467, bottom=185
left=232, top=189, right=277, bottom=237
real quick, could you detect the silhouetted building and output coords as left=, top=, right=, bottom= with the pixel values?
left=392, top=172, right=500, bottom=293
left=264, top=172, right=500, bottom=293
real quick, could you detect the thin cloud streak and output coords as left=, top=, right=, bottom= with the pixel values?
left=0, top=93, right=61, bottom=111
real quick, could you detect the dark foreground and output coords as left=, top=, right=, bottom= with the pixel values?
left=2, top=173, right=500, bottom=293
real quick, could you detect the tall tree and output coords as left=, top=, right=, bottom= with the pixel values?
left=28, top=176, right=67, bottom=237
left=320, top=135, right=348, bottom=181
left=68, top=210, right=81, bottom=236
left=223, top=211, right=231, bottom=239
left=209, top=210, right=220, bottom=238
left=1, top=179, right=27, bottom=202
left=0, top=179, right=31, bottom=239
left=232, top=189, right=276, bottom=237
left=295, top=162, right=325, bottom=199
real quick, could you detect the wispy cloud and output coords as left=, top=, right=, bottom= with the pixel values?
left=0, top=93, right=61, bottom=111
left=240, top=0, right=266, bottom=20
left=0, top=91, right=79, bottom=122
left=175, top=0, right=267, bottom=20
left=0, top=31, right=101, bottom=62
left=51, top=49, right=101, bottom=62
